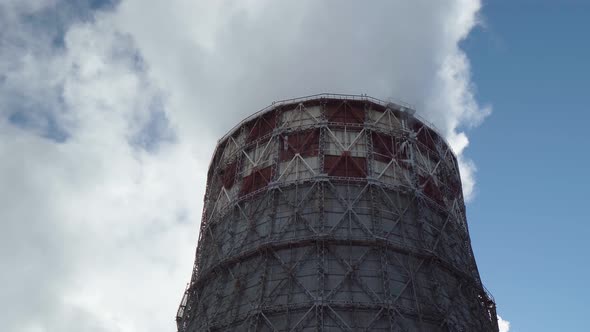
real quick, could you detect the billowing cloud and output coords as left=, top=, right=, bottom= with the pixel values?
left=0, top=1, right=496, bottom=331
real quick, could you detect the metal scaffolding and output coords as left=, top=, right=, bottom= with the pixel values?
left=177, top=94, right=498, bottom=331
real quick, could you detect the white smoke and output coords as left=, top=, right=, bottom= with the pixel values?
left=0, top=1, right=498, bottom=331
left=498, top=315, right=511, bottom=332
left=109, top=0, right=490, bottom=200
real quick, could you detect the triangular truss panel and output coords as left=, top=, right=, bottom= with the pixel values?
left=279, top=102, right=322, bottom=130
left=368, top=105, right=404, bottom=133
left=178, top=95, right=499, bottom=332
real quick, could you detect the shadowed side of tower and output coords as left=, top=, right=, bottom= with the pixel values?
left=177, top=94, right=499, bottom=331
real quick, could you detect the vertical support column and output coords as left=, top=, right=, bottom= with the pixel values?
left=365, top=102, right=374, bottom=177
left=317, top=103, right=329, bottom=330
left=406, top=119, right=426, bottom=328
left=318, top=101, right=327, bottom=176
left=316, top=239, right=325, bottom=331
left=366, top=123, right=382, bottom=238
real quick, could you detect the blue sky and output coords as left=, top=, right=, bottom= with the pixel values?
left=1, top=1, right=587, bottom=331
left=465, top=2, right=589, bottom=331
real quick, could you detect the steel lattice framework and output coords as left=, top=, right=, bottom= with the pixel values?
left=177, top=94, right=498, bottom=332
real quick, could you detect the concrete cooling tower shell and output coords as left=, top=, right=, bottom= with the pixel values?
left=177, top=94, right=498, bottom=331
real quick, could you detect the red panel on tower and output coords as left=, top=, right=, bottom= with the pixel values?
left=325, top=100, right=365, bottom=124
left=414, top=124, right=438, bottom=152
left=241, top=166, right=273, bottom=195
left=247, top=111, right=277, bottom=143
left=324, top=153, right=367, bottom=178
left=279, top=129, right=320, bottom=161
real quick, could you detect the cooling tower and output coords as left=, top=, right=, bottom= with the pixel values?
left=177, top=94, right=498, bottom=331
